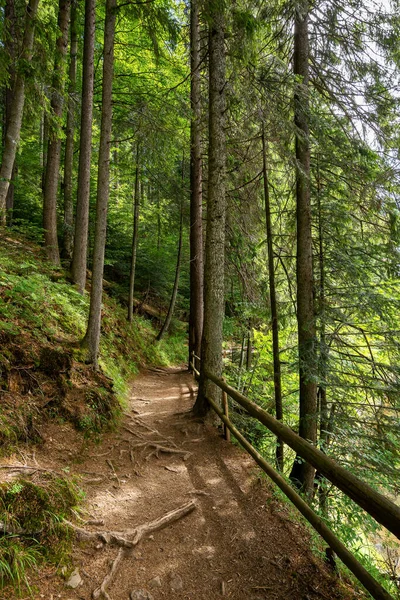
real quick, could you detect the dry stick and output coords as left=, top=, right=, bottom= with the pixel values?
left=67, top=501, right=196, bottom=599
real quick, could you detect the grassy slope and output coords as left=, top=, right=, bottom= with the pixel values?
left=0, top=231, right=187, bottom=448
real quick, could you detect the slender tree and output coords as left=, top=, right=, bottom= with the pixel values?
left=0, top=0, right=40, bottom=225
left=157, top=198, right=184, bottom=341
left=42, top=0, right=71, bottom=265
left=289, top=0, right=317, bottom=496
left=262, top=125, right=283, bottom=471
left=128, top=141, right=140, bottom=322
left=70, top=0, right=96, bottom=292
left=194, top=0, right=226, bottom=416
left=62, top=0, right=78, bottom=259
left=82, top=0, right=117, bottom=367
left=188, top=0, right=204, bottom=367
left=3, top=0, right=18, bottom=225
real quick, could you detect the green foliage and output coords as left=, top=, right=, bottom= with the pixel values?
left=0, top=473, right=82, bottom=594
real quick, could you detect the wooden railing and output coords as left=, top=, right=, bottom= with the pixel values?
left=190, top=352, right=399, bottom=600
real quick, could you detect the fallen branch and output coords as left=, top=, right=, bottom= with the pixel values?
left=68, top=501, right=196, bottom=599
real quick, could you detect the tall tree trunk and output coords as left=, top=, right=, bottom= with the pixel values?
left=262, top=125, right=284, bottom=471
left=63, top=0, right=78, bottom=259
left=156, top=191, right=161, bottom=251
left=3, top=0, right=17, bottom=226
left=127, top=141, right=140, bottom=322
left=43, top=0, right=71, bottom=265
left=156, top=197, right=184, bottom=341
left=316, top=156, right=329, bottom=511
left=289, top=0, right=317, bottom=496
left=194, top=4, right=226, bottom=417
left=62, top=0, right=77, bottom=259
left=70, top=0, right=95, bottom=293
left=82, top=0, right=116, bottom=367
left=246, top=326, right=252, bottom=370
left=317, top=157, right=327, bottom=448
left=188, top=0, right=204, bottom=367
left=0, top=0, right=40, bottom=225
left=41, top=109, right=49, bottom=192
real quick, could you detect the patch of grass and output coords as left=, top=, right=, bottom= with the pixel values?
left=0, top=472, right=82, bottom=595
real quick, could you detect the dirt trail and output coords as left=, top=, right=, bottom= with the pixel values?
left=28, top=368, right=357, bottom=600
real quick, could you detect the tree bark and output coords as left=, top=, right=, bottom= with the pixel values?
left=188, top=0, right=204, bottom=368
left=156, top=197, right=184, bottom=341
left=289, top=0, right=317, bottom=496
left=127, top=141, right=140, bottom=322
left=0, top=0, right=40, bottom=225
left=246, top=326, right=252, bottom=370
left=3, top=0, right=18, bottom=226
left=70, top=0, right=96, bottom=293
left=194, top=4, right=226, bottom=416
left=62, top=0, right=78, bottom=259
left=42, top=0, right=71, bottom=265
left=262, top=126, right=284, bottom=471
left=82, top=0, right=116, bottom=367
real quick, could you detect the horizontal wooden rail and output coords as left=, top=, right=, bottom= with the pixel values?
left=204, top=367, right=400, bottom=540
left=206, top=394, right=393, bottom=600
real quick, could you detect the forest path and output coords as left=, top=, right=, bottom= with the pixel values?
left=34, top=368, right=356, bottom=600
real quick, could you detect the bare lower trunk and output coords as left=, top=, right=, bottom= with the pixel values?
left=262, top=126, right=283, bottom=471
left=82, top=0, right=116, bottom=367
left=0, top=0, right=40, bottom=225
left=70, top=0, right=96, bottom=293
left=128, top=142, right=140, bottom=322
left=3, top=0, right=17, bottom=226
left=246, top=327, right=252, bottom=370
left=194, top=5, right=226, bottom=417
left=188, top=0, right=204, bottom=367
left=289, top=0, right=317, bottom=496
left=62, top=0, right=78, bottom=259
left=41, top=110, right=49, bottom=192
left=43, top=0, right=71, bottom=265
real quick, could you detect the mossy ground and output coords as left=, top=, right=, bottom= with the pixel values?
left=0, top=231, right=187, bottom=449
left=0, top=472, right=82, bottom=595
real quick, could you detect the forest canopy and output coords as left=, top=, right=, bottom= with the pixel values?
left=0, top=0, right=400, bottom=594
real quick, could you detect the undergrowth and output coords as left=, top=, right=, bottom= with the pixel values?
left=0, top=231, right=187, bottom=445
left=0, top=472, right=82, bottom=595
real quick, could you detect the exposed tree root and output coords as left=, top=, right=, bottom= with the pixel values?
left=93, top=547, right=125, bottom=600
left=131, top=441, right=191, bottom=461
left=66, top=501, right=196, bottom=600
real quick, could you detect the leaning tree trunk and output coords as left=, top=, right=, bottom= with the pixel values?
left=42, top=0, right=71, bottom=265
left=262, top=125, right=284, bottom=471
left=193, top=4, right=226, bottom=417
left=289, top=0, right=317, bottom=497
left=188, top=0, right=204, bottom=368
left=70, top=0, right=96, bottom=293
left=0, top=0, right=40, bottom=225
left=62, top=0, right=77, bottom=259
left=127, top=141, right=140, bottom=322
left=82, top=0, right=116, bottom=367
